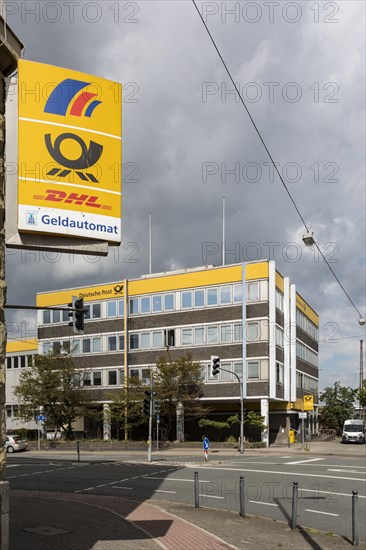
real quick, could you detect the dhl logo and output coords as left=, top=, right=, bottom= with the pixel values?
left=33, top=189, right=111, bottom=210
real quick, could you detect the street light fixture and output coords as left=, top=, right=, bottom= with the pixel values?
left=302, top=230, right=315, bottom=247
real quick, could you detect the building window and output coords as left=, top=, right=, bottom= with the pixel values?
left=108, top=370, right=117, bottom=385
left=83, top=339, right=91, bottom=353
left=119, top=335, right=125, bottom=350
left=164, top=329, right=175, bottom=347
left=72, top=340, right=81, bottom=354
left=6, top=357, right=11, bottom=369
left=247, top=282, right=259, bottom=302
left=182, top=328, right=193, bottom=346
left=221, top=324, right=232, bottom=343
left=27, top=355, right=34, bottom=367
left=141, top=368, right=150, bottom=385
left=119, top=369, right=125, bottom=385
left=107, top=301, right=117, bottom=317
left=141, top=296, right=151, bottom=314
left=220, top=286, right=232, bottom=305
left=108, top=336, right=117, bottom=351
left=152, top=331, right=163, bottom=348
left=247, top=360, right=260, bottom=379
left=233, top=284, right=242, bottom=303
left=152, top=295, right=162, bottom=313
left=207, top=326, right=218, bottom=344
left=275, top=327, right=284, bottom=348
left=6, top=406, right=11, bottom=418
left=140, top=332, right=151, bottom=349
left=92, top=338, right=101, bottom=353
left=93, top=371, right=102, bottom=386
left=118, top=299, right=125, bottom=316
left=130, top=368, right=139, bottom=380
left=194, top=327, right=205, bottom=345
left=130, top=334, right=139, bottom=349
left=13, top=357, right=19, bottom=368
left=130, top=298, right=139, bottom=315
left=247, top=322, right=260, bottom=342
left=182, top=291, right=192, bottom=309
left=194, top=289, right=205, bottom=308
left=276, top=362, right=284, bottom=384
left=43, top=342, right=51, bottom=354
left=276, top=290, right=284, bottom=312
left=221, top=362, right=232, bottom=381
left=53, top=310, right=61, bottom=324
left=62, top=309, right=69, bottom=322
left=207, top=288, right=218, bottom=306
left=233, top=362, right=243, bottom=379
left=83, top=372, right=91, bottom=386
left=91, top=303, right=101, bottom=319
left=164, top=293, right=174, bottom=311
left=234, top=323, right=242, bottom=342
left=43, top=310, right=51, bottom=324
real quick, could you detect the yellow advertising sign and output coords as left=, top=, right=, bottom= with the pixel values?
left=303, top=395, right=314, bottom=411
left=17, top=60, right=122, bottom=243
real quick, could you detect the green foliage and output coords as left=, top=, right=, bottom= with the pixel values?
left=154, top=352, right=207, bottom=440
left=358, top=380, right=366, bottom=410
left=320, top=381, right=357, bottom=434
left=14, top=353, right=93, bottom=440
left=106, top=376, right=149, bottom=436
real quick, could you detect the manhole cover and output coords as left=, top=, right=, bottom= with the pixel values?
left=22, top=526, right=71, bottom=536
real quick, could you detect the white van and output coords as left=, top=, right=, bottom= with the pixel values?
left=341, top=419, right=365, bottom=444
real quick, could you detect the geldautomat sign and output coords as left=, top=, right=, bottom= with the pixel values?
left=17, top=60, right=122, bottom=243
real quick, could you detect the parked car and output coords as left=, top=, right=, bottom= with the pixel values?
left=5, top=435, right=28, bottom=453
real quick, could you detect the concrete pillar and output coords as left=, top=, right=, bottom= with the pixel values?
left=103, top=404, right=111, bottom=440
left=260, top=398, right=269, bottom=447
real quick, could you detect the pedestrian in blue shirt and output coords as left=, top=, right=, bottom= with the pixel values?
left=203, top=435, right=210, bottom=462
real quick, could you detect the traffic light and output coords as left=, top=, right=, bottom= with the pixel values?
left=143, top=391, right=151, bottom=416
left=211, top=355, right=220, bottom=376
left=154, top=400, right=161, bottom=415
left=68, top=296, right=85, bottom=334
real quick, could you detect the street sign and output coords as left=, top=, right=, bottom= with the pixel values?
left=298, top=412, right=307, bottom=419
left=36, top=415, right=45, bottom=421
left=303, top=395, right=314, bottom=411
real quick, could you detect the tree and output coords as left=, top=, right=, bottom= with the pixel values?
left=154, top=352, right=206, bottom=441
left=14, top=353, right=92, bottom=440
left=320, top=381, right=357, bottom=434
left=358, top=380, right=366, bottom=416
left=107, top=376, right=148, bottom=439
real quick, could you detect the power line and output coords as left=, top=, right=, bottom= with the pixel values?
left=192, top=0, right=365, bottom=322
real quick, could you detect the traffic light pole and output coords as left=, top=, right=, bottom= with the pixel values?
left=216, top=366, right=244, bottom=454
left=147, top=375, right=153, bottom=463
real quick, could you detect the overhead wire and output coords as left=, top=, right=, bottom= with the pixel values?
left=192, top=0, right=365, bottom=321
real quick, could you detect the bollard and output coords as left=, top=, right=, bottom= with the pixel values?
left=194, top=471, right=199, bottom=509
left=76, top=441, right=80, bottom=463
left=352, top=490, right=359, bottom=546
left=291, top=481, right=299, bottom=530
left=239, top=475, right=245, bottom=518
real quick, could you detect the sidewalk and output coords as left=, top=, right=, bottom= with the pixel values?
left=10, top=489, right=365, bottom=550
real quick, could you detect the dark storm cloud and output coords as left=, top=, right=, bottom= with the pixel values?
left=5, top=1, right=365, bottom=389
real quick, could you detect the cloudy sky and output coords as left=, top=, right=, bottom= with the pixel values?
left=5, top=0, right=365, bottom=392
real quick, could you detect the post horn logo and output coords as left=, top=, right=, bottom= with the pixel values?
left=44, top=78, right=103, bottom=183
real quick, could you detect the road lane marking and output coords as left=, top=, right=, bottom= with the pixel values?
left=199, top=494, right=224, bottom=499
left=249, top=501, right=279, bottom=507
left=154, top=490, right=176, bottom=494
left=301, top=488, right=366, bottom=499
left=327, top=469, right=366, bottom=474
left=113, top=486, right=133, bottom=490
left=305, top=509, right=339, bottom=517
left=285, top=458, right=325, bottom=465
left=190, top=465, right=366, bottom=482
left=6, top=465, right=21, bottom=468
left=144, top=476, right=211, bottom=483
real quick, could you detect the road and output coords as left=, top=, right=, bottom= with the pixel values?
left=6, top=450, right=366, bottom=541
